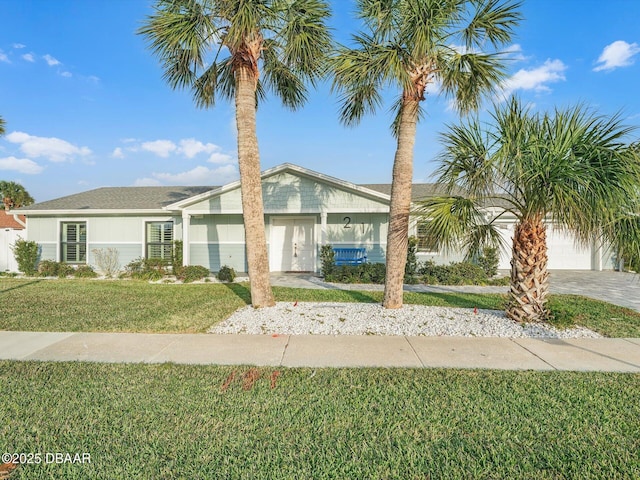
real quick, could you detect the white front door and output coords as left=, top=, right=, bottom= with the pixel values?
left=270, top=218, right=315, bottom=272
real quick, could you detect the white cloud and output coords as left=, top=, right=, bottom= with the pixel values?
left=178, top=138, right=218, bottom=158
left=12, top=43, right=26, bottom=49
left=60, top=71, right=72, bottom=78
left=497, top=59, right=567, bottom=99
left=136, top=165, right=238, bottom=186
left=504, top=44, right=527, bottom=62
left=208, top=152, right=234, bottom=164
left=141, top=139, right=177, bottom=157
left=593, top=40, right=640, bottom=72
left=5, top=131, right=92, bottom=162
left=43, top=54, right=61, bottom=66
left=22, top=53, right=35, bottom=62
left=0, top=156, right=44, bottom=174
left=0, top=51, right=9, bottom=63
left=112, top=147, right=124, bottom=159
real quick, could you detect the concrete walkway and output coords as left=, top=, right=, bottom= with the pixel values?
left=271, top=270, right=640, bottom=311
left=1, top=331, right=639, bottom=372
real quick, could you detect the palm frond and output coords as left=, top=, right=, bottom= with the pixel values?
left=463, top=0, right=523, bottom=49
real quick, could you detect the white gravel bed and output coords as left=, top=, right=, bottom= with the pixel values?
left=209, top=302, right=601, bottom=338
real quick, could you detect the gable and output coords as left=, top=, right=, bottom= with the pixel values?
left=183, top=170, right=390, bottom=213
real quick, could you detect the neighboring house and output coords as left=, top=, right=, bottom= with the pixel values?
left=16, top=163, right=612, bottom=274
left=0, top=209, right=26, bottom=272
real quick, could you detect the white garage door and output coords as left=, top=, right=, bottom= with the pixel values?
left=496, top=224, right=592, bottom=270
left=546, top=228, right=592, bottom=270
left=1, top=229, right=21, bottom=272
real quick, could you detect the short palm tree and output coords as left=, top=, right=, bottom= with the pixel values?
left=418, top=97, right=640, bottom=322
left=139, top=0, right=332, bottom=307
left=0, top=181, right=35, bottom=210
left=332, top=0, right=521, bottom=308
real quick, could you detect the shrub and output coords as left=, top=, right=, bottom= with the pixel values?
left=217, top=265, right=236, bottom=282
left=74, top=265, right=98, bottom=278
left=175, top=265, right=210, bottom=283
left=124, top=257, right=167, bottom=281
left=57, top=263, right=75, bottom=278
left=405, top=236, right=419, bottom=284
left=37, top=260, right=60, bottom=277
left=11, top=238, right=39, bottom=276
left=325, top=263, right=386, bottom=284
left=476, top=246, right=499, bottom=278
left=320, top=244, right=335, bottom=278
left=92, top=248, right=120, bottom=278
left=171, top=240, right=183, bottom=273
left=418, top=260, right=488, bottom=285
left=36, top=260, right=76, bottom=278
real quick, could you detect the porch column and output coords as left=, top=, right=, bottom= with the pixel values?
left=320, top=211, right=327, bottom=245
left=182, top=212, right=190, bottom=266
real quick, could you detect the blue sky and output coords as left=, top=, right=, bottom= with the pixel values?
left=1, top=0, right=639, bottom=203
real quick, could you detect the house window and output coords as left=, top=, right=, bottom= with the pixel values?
left=416, top=222, right=439, bottom=252
left=146, top=221, right=173, bottom=260
left=61, top=222, right=87, bottom=263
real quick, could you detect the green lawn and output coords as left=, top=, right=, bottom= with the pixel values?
left=1, top=362, right=638, bottom=479
left=1, top=278, right=640, bottom=336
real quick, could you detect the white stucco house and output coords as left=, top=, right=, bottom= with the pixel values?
left=14, top=163, right=613, bottom=273
left=1, top=210, right=26, bottom=272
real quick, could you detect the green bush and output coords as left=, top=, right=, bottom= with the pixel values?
left=175, top=265, right=210, bottom=283
left=57, top=263, right=75, bottom=278
left=476, top=246, right=500, bottom=277
left=217, top=265, right=236, bottom=282
left=37, top=260, right=60, bottom=277
left=124, top=257, right=167, bottom=281
left=418, top=260, right=489, bottom=285
left=320, top=244, right=335, bottom=278
left=171, top=240, right=183, bottom=273
left=325, top=263, right=386, bottom=284
left=75, top=265, right=98, bottom=278
left=405, top=236, right=419, bottom=284
left=11, top=238, right=39, bottom=276
left=37, top=260, right=75, bottom=278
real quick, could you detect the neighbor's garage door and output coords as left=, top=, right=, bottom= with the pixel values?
left=496, top=224, right=592, bottom=270
left=546, top=228, right=592, bottom=270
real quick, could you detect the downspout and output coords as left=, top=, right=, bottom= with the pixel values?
left=12, top=213, right=26, bottom=228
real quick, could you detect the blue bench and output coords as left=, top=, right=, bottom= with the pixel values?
left=333, top=247, right=367, bottom=266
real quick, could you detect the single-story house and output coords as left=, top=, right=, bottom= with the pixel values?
left=14, top=163, right=613, bottom=273
left=1, top=209, right=26, bottom=272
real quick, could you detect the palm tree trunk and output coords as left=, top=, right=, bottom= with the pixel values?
left=235, top=66, right=275, bottom=308
left=507, top=216, right=550, bottom=322
left=383, top=99, right=419, bottom=309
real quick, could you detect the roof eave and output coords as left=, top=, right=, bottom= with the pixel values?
left=17, top=208, right=176, bottom=216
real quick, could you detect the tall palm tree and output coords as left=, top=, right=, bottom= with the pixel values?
left=139, top=0, right=332, bottom=307
left=0, top=181, right=35, bottom=211
left=417, top=97, right=640, bottom=322
left=332, top=0, right=521, bottom=308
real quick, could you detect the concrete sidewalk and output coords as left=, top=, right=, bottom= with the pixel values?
left=1, top=331, right=639, bottom=372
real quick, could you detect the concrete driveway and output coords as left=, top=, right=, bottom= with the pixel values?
left=271, top=270, right=640, bottom=311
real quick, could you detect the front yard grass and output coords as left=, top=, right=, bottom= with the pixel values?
left=1, top=362, right=638, bottom=479
left=1, top=278, right=640, bottom=336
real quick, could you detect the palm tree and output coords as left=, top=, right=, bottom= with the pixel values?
left=417, top=97, right=640, bottom=322
left=0, top=181, right=35, bottom=211
left=332, top=0, right=521, bottom=308
left=139, top=0, right=332, bottom=307
left=0, top=115, right=5, bottom=136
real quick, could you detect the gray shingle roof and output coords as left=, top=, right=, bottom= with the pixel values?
left=19, top=186, right=216, bottom=211
left=360, top=184, right=453, bottom=202
left=20, top=183, right=459, bottom=212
